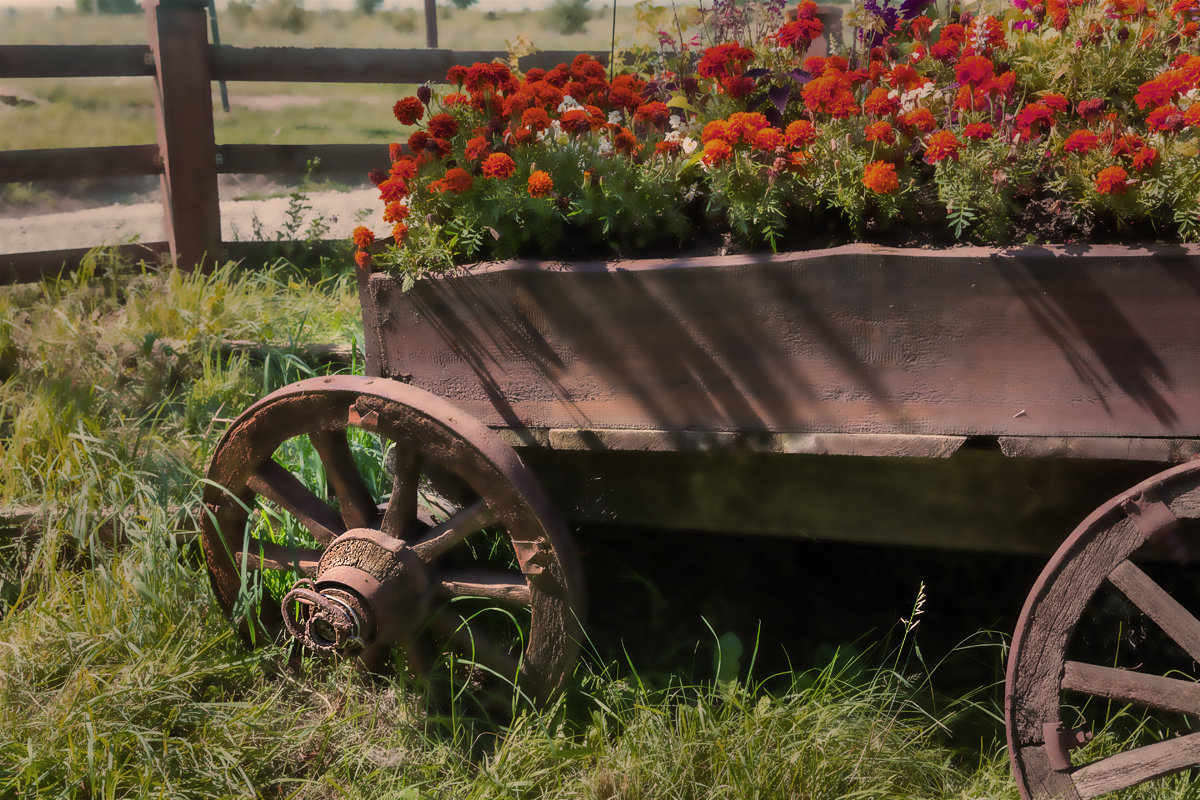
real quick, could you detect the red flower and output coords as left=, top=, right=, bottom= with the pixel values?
left=352, top=226, right=375, bottom=250
left=464, top=136, right=490, bottom=162
left=1062, top=130, right=1100, bottom=153
left=378, top=177, right=408, bottom=202
left=431, top=167, right=473, bottom=194
left=408, top=130, right=430, bottom=154
left=388, top=142, right=404, bottom=163
left=382, top=201, right=408, bottom=223
left=392, top=97, right=424, bottom=125
left=560, top=108, right=595, bottom=134
left=1146, top=104, right=1184, bottom=133
left=955, top=55, right=995, bottom=86
left=1185, top=105, right=1200, bottom=128
left=865, top=121, right=896, bottom=144
left=1077, top=98, right=1107, bottom=122
left=1015, top=102, right=1055, bottom=140
left=389, top=157, right=417, bottom=180
left=898, top=107, right=936, bottom=134
left=427, top=113, right=459, bottom=139
left=777, top=17, right=824, bottom=48
left=698, top=43, right=756, bottom=79
left=521, top=107, right=552, bottom=131
left=391, top=222, right=408, bottom=243
left=1094, top=165, right=1129, bottom=194
left=924, top=129, right=961, bottom=163
left=784, top=120, right=817, bottom=148
left=1131, top=146, right=1159, bottom=171
left=1040, top=93, right=1069, bottom=113
left=527, top=170, right=554, bottom=198
left=354, top=249, right=373, bottom=270
left=633, top=101, right=671, bottom=127
left=862, top=160, right=900, bottom=194
left=803, top=72, right=859, bottom=118
left=963, top=122, right=994, bottom=140
left=481, top=152, right=516, bottom=179
left=727, top=112, right=771, bottom=144
left=863, top=87, right=900, bottom=116
left=721, top=75, right=758, bottom=99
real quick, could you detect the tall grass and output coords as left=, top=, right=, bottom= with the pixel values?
left=2, top=249, right=1021, bottom=799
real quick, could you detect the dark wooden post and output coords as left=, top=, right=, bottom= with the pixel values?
left=424, top=0, right=438, bottom=48
left=146, top=0, right=222, bottom=269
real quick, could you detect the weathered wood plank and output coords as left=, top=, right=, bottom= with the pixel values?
left=0, top=44, right=153, bottom=78
left=1062, top=661, right=1200, bottom=716
left=1073, top=731, right=1200, bottom=798
left=147, top=0, right=221, bottom=269
left=210, top=47, right=609, bottom=84
left=1108, top=559, right=1200, bottom=663
left=0, top=145, right=160, bottom=183
left=0, top=242, right=171, bottom=285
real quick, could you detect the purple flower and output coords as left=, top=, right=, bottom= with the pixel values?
left=1013, top=18, right=1038, bottom=31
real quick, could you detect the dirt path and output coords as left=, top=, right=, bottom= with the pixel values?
left=0, top=186, right=387, bottom=255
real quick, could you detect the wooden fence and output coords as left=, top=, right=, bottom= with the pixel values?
left=0, top=0, right=842, bottom=284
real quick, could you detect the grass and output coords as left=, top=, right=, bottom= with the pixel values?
left=0, top=246, right=1030, bottom=799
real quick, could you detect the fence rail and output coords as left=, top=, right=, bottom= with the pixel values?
left=1, top=0, right=841, bottom=283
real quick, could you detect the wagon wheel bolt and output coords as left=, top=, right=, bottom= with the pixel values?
left=282, top=580, right=367, bottom=654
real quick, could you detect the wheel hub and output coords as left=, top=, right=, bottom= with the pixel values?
left=282, top=528, right=431, bottom=654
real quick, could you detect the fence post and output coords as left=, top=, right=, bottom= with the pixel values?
left=146, top=0, right=222, bottom=270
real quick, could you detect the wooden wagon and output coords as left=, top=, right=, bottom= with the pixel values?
left=201, top=242, right=1200, bottom=800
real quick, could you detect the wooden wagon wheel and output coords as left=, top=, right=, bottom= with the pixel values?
left=200, top=375, right=582, bottom=701
left=1007, top=460, right=1200, bottom=799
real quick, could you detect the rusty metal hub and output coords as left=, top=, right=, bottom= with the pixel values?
left=282, top=528, right=431, bottom=654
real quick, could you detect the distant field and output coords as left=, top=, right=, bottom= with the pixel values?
left=0, top=5, right=653, bottom=151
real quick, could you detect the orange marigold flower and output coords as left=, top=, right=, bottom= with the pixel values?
left=378, top=177, right=408, bottom=202
left=560, top=108, right=594, bottom=134
left=721, top=75, right=758, bottom=99
left=443, top=93, right=470, bottom=107
left=727, top=111, right=771, bottom=143
left=701, top=138, right=734, bottom=166
left=481, top=152, right=517, bottom=179
left=521, top=107, right=552, bottom=131
left=702, top=120, right=734, bottom=144
left=408, top=130, right=430, bottom=154
left=862, top=160, right=900, bottom=194
left=963, top=122, right=994, bottom=140
left=1015, top=102, right=1055, bottom=140
left=786, top=150, right=810, bottom=170
left=352, top=225, right=375, bottom=250
left=864, top=120, right=896, bottom=144
left=427, top=113, right=459, bottom=139
left=392, top=222, right=409, bottom=242
left=754, top=127, right=785, bottom=150
left=382, top=201, right=409, bottom=223
left=528, top=170, right=554, bottom=197
left=784, top=119, right=817, bottom=148
left=464, top=136, right=490, bottom=162
left=390, top=157, right=418, bottom=180
left=613, top=126, right=641, bottom=155
left=354, top=249, right=374, bottom=270
left=1063, top=130, right=1101, bottom=153
left=393, top=96, right=424, bottom=125
left=1040, top=93, right=1069, bottom=113
left=863, top=87, right=900, bottom=117
left=443, top=167, right=474, bottom=193
left=389, top=142, right=404, bottom=162
left=1132, top=145, right=1159, bottom=171
left=924, top=129, right=961, bottom=163
left=1185, top=104, right=1200, bottom=128
left=655, top=139, right=683, bottom=157
left=898, top=107, right=936, bottom=134
left=1094, top=165, right=1129, bottom=194
left=633, top=102, right=671, bottom=128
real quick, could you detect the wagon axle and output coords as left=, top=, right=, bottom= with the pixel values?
left=281, top=528, right=431, bottom=655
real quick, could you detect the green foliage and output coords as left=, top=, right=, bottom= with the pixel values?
left=449, top=0, right=478, bottom=10
left=354, top=0, right=383, bottom=14
left=545, top=0, right=591, bottom=35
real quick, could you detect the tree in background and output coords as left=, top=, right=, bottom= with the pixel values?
left=545, top=0, right=589, bottom=33
left=356, top=0, right=384, bottom=14
left=75, top=0, right=140, bottom=13
left=449, top=0, right=478, bottom=8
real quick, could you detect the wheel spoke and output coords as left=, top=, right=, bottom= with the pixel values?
left=1062, top=661, right=1200, bottom=717
left=411, top=500, right=497, bottom=562
left=1072, top=730, right=1200, bottom=799
left=380, top=446, right=421, bottom=539
left=429, top=609, right=521, bottom=680
left=235, top=538, right=322, bottom=576
left=310, top=430, right=378, bottom=530
left=247, top=459, right=345, bottom=545
left=438, top=570, right=531, bottom=605
left=1107, top=560, right=1200, bottom=664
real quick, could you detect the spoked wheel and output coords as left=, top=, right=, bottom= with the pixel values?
left=1007, top=460, right=1200, bottom=799
left=200, top=375, right=582, bottom=701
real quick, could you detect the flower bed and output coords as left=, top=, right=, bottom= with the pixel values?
left=353, top=0, right=1200, bottom=280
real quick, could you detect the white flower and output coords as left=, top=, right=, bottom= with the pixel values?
left=669, top=114, right=684, bottom=130
left=557, top=95, right=582, bottom=113
left=597, top=138, right=614, bottom=156
left=682, top=136, right=698, bottom=154
left=608, top=110, right=622, bottom=125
